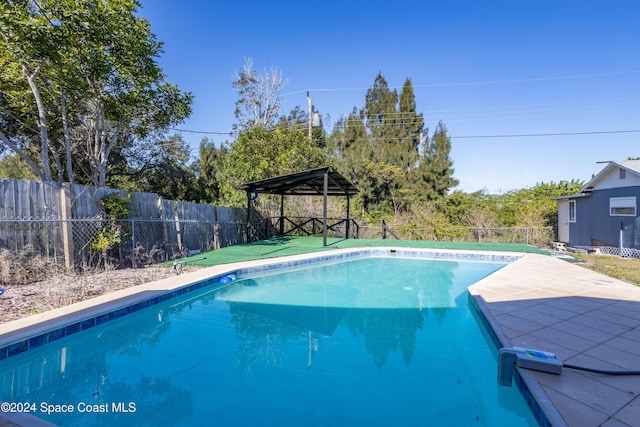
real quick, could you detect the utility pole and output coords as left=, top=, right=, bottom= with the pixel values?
left=307, top=91, right=313, bottom=144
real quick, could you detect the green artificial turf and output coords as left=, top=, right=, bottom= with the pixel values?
left=172, top=236, right=549, bottom=268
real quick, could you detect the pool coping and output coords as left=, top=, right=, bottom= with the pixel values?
left=4, top=247, right=636, bottom=426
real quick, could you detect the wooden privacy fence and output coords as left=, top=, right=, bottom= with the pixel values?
left=0, top=179, right=246, bottom=269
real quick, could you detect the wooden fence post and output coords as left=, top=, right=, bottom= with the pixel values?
left=214, top=206, right=220, bottom=249
left=60, top=183, right=74, bottom=270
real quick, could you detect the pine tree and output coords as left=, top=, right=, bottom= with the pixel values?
left=328, top=109, right=375, bottom=210
left=358, top=74, right=399, bottom=211
left=393, top=79, right=425, bottom=206
left=328, top=74, right=430, bottom=212
left=363, top=73, right=400, bottom=165
left=418, top=121, right=459, bottom=200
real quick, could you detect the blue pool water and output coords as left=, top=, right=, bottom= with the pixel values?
left=0, top=254, right=539, bottom=426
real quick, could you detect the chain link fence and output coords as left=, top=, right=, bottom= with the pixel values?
left=0, top=218, right=248, bottom=270
left=0, top=216, right=555, bottom=272
left=252, top=217, right=552, bottom=247
left=359, top=225, right=554, bottom=247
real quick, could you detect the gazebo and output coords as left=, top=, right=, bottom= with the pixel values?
left=237, top=167, right=359, bottom=246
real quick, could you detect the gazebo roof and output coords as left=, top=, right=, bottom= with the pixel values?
left=237, top=166, right=359, bottom=196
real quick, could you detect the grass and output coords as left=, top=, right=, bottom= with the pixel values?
left=575, top=253, right=640, bottom=285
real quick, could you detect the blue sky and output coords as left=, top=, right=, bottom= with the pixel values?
left=138, top=0, right=640, bottom=194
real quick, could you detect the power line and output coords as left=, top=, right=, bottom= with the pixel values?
left=169, top=128, right=233, bottom=135
left=284, top=70, right=640, bottom=96
left=170, top=123, right=640, bottom=141
left=452, top=129, right=640, bottom=139
left=172, top=70, right=640, bottom=138
left=423, top=95, right=639, bottom=114
left=412, top=70, right=640, bottom=89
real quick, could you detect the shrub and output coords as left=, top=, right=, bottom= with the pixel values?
left=91, top=193, right=132, bottom=268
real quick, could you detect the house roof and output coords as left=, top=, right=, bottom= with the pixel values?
left=615, top=159, right=640, bottom=174
left=236, top=166, right=359, bottom=197
left=551, top=193, right=591, bottom=201
left=552, top=160, right=640, bottom=200
left=581, top=159, right=640, bottom=192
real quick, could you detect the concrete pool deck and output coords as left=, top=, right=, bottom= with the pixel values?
left=1, top=245, right=639, bottom=426
left=469, top=253, right=640, bottom=427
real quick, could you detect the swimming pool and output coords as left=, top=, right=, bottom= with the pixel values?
left=0, top=250, right=539, bottom=426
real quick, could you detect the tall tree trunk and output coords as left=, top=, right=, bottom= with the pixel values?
left=24, top=65, right=52, bottom=182
left=100, top=122, right=121, bottom=186
left=61, top=91, right=74, bottom=184
left=91, top=102, right=122, bottom=187
left=49, top=145, right=63, bottom=184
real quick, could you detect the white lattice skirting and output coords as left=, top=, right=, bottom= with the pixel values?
left=574, top=245, right=640, bottom=258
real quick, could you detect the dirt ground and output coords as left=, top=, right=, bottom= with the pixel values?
left=0, top=265, right=204, bottom=324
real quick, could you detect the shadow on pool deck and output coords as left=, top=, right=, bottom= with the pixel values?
left=468, top=253, right=640, bottom=427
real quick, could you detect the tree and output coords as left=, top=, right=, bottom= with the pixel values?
left=328, top=109, right=371, bottom=212
left=276, top=105, right=327, bottom=149
left=363, top=73, right=399, bottom=142
left=0, top=152, right=39, bottom=179
left=232, top=57, right=287, bottom=131
left=0, top=0, right=193, bottom=186
left=391, top=78, right=424, bottom=208
left=362, top=75, right=423, bottom=171
left=417, top=121, right=458, bottom=200
left=495, top=180, right=584, bottom=228
left=0, top=0, right=62, bottom=182
left=197, top=138, right=229, bottom=204
left=443, top=190, right=495, bottom=226
left=130, top=134, right=199, bottom=201
left=328, top=108, right=378, bottom=212
left=219, top=126, right=328, bottom=207
left=226, top=126, right=327, bottom=182
left=348, top=74, right=405, bottom=213
left=327, top=74, right=429, bottom=215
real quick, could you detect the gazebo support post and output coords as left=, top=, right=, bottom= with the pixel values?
left=323, top=170, right=328, bottom=246
left=346, top=196, right=351, bottom=239
left=246, top=190, right=251, bottom=243
left=279, top=194, right=284, bottom=235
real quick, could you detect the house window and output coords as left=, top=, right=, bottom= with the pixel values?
left=610, top=196, right=636, bottom=216
left=620, top=168, right=626, bottom=179
left=569, top=200, right=576, bottom=222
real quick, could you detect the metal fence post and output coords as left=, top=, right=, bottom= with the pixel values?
left=131, top=219, right=136, bottom=268
left=620, top=221, right=624, bottom=256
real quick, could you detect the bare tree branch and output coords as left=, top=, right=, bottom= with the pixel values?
left=233, top=57, right=288, bottom=130
left=0, top=129, right=47, bottom=181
